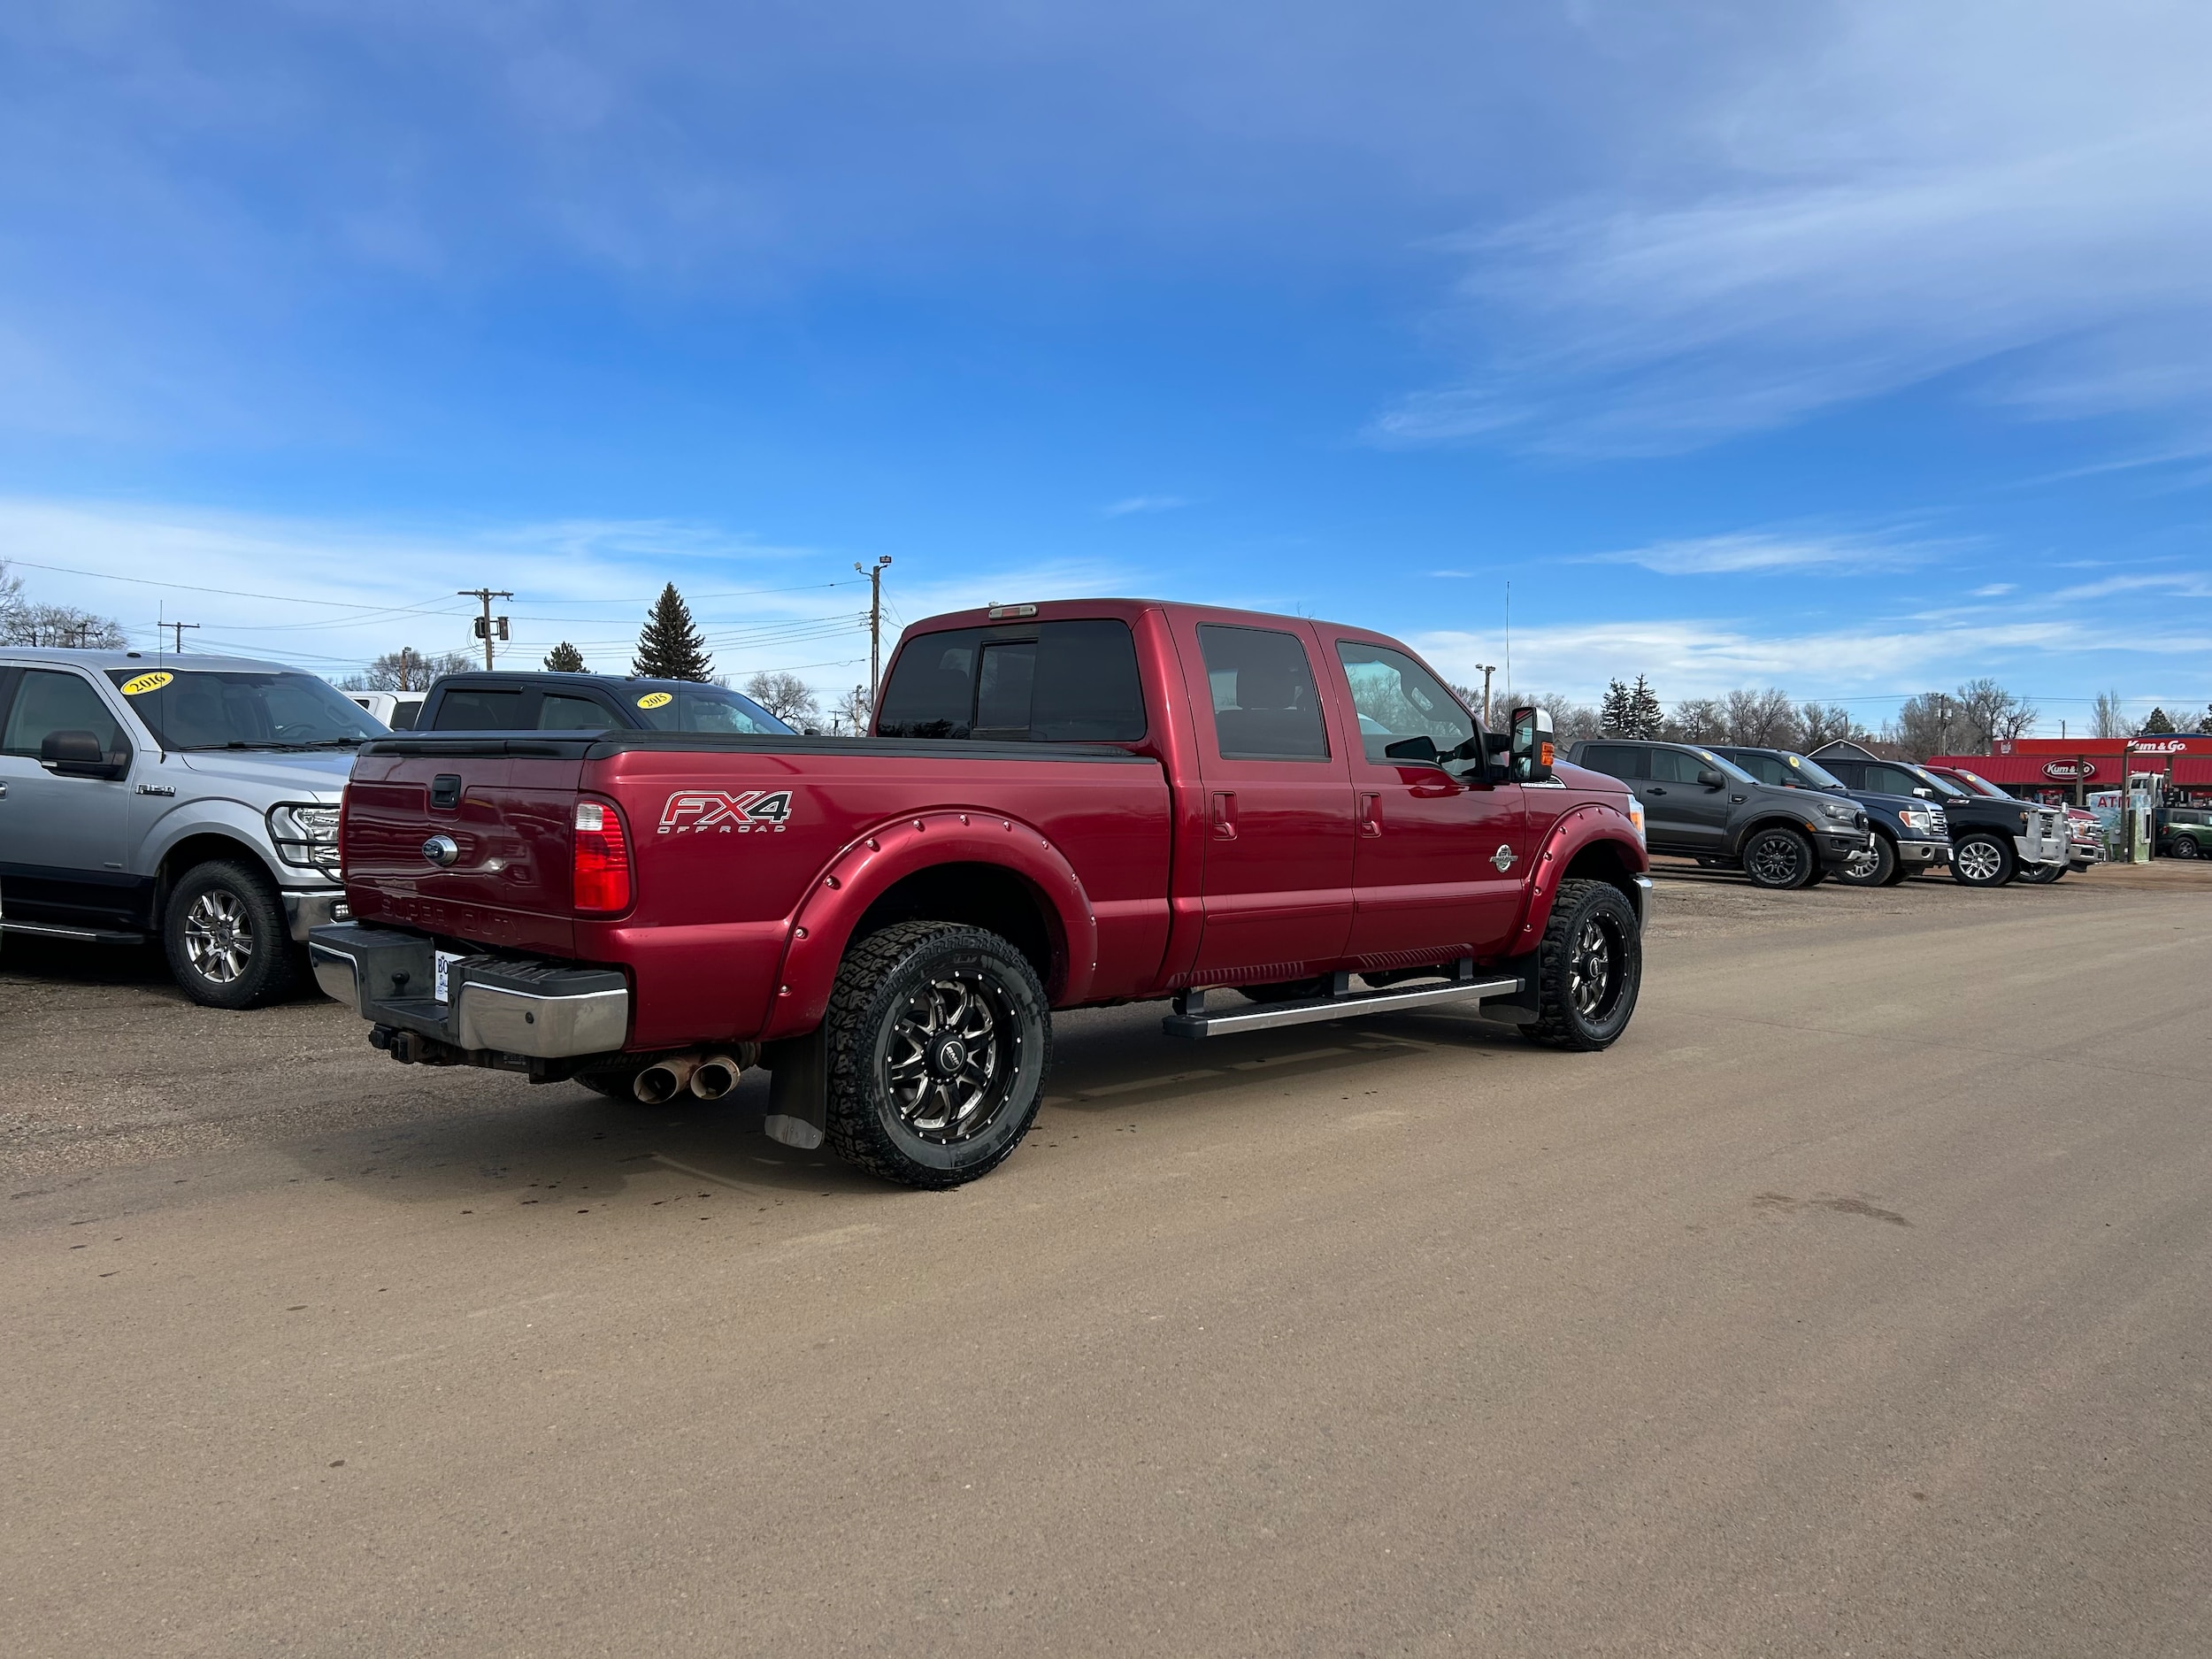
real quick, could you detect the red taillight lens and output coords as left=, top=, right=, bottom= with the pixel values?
left=336, top=785, right=349, bottom=882
left=572, top=798, right=633, bottom=913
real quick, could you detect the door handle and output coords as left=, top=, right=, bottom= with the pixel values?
left=1358, top=793, right=1381, bottom=837
left=1210, top=791, right=1238, bottom=841
left=1647, top=786, right=1667, bottom=795
left=0, top=780, right=7, bottom=797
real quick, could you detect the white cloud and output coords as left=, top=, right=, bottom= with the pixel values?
left=1380, top=2, right=2212, bottom=453
left=0, top=495, right=1126, bottom=687
left=1591, top=529, right=1941, bottom=576
left=1102, top=495, right=1188, bottom=518
left=1972, top=583, right=2016, bottom=596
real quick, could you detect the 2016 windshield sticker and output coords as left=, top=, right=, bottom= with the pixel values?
left=120, top=671, right=174, bottom=695
left=637, top=692, right=673, bottom=709
left=658, top=789, right=793, bottom=834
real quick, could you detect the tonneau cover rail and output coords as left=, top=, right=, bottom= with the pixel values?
left=360, top=733, right=1158, bottom=763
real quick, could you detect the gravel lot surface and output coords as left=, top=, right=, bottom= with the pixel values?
left=4, top=863, right=2208, bottom=1655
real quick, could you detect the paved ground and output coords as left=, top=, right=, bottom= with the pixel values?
left=4, top=864, right=2208, bottom=1655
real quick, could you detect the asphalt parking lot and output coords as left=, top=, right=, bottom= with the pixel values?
left=4, top=863, right=2208, bottom=1655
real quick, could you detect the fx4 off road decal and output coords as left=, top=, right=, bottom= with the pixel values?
left=658, top=789, right=794, bottom=835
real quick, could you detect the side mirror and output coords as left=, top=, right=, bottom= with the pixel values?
left=39, top=730, right=127, bottom=781
left=1698, top=767, right=1726, bottom=789
left=1914, top=787, right=1932, bottom=798
left=1509, top=705, right=1554, bottom=784
left=1382, top=733, right=1441, bottom=765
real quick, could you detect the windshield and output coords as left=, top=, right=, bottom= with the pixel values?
left=1909, top=764, right=1970, bottom=799
left=1693, top=749, right=1759, bottom=785
left=109, top=669, right=385, bottom=749
left=626, top=683, right=794, bottom=735
left=1947, top=767, right=2010, bottom=798
left=1724, top=749, right=1848, bottom=791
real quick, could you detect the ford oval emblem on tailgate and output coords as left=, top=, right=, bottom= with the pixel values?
left=421, top=833, right=460, bottom=868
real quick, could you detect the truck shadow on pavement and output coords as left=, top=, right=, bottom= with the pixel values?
left=280, top=1003, right=1535, bottom=1213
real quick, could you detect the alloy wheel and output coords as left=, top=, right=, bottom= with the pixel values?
left=1956, top=841, right=2004, bottom=882
left=1842, top=845, right=1882, bottom=880
left=1568, top=914, right=1621, bottom=1021
left=182, top=888, right=254, bottom=984
left=1747, top=834, right=1803, bottom=886
left=883, top=970, right=1021, bottom=1145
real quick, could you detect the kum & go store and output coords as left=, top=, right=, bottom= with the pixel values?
left=1931, top=737, right=2212, bottom=806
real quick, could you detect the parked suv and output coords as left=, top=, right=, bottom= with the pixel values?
left=1567, top=738, right=1871, bottom=888
left=417, top=672, right=793, bottom=735
left=1808, top=742, right=2068, bottom=887
left=1709, top=745, right=1950, bottom=887
left=2156, top=806, right=2212, bottom=859
left=0, top=649, right=378, bottom=1005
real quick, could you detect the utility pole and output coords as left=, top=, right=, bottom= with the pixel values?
left=855, top=557, right=893, bottom=702
left=1473, top=664, right=1498, bottom=729
left=459, top=589, right=513, bottom=671
left=165, top=622, right=199, bottom=654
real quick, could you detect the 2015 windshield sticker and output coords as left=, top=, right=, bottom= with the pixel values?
left=120, top=671, right=174, bottom=695
left=637, top=692, right=673, bottom=709
left=658, top=789, right=793, bottom=834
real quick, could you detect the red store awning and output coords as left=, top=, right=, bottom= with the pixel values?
left=1934, top=749, right=2212, bottom=788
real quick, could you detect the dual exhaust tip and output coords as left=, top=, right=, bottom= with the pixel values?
left=633, top=1048, right=757, bottom=1104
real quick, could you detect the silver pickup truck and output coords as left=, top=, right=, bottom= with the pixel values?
left=0, top=647, right=382, bottom=1006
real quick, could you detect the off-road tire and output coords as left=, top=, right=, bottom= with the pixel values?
left=1835, top=833, right=1898, bottom=887
left=1742, top=826, right=1816, bottom=890
left=163, top=859, right=300, bottom=1010
left=1518, top=878, right=1641, bottom=1051
left=1950, top=832, right=2016, bottom=887
left=823, top=920, right=1050, bottom=1188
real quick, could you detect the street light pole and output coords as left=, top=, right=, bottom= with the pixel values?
left=855, top=557, right=893, bottom=703
left=1473, top=664, right=1498, bottom=729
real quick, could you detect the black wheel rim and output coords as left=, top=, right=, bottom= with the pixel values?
left=883, top=968, right=1022, bottom=1145
left=1747, top=834, right=1802, bottom=885
left=1568, top=913, right=1625, bottom=1023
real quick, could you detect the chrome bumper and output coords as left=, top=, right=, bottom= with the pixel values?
left=1900, top=839, right=1950, bottom=864
left=307, top=923, right=629, bottom=1059
left=282, top=887, right=351, bottom=941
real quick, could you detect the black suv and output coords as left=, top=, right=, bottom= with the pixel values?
left=1567, top=738, right=1870, bottom=889
left=1709, top=745, right=1950, bottom=887
left=1807, top=742, right=2068, bottom=888
left=418, top=672, right=794, bottom=736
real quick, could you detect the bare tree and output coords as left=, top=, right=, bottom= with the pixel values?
left=0, top=557, right=21, bottom=625
left=1723, top=687, right=1800, bottom=747
left=0, top=603, right=128, bottom=648
left=828, top=684, right=873, bottom=735
left=1797, top=702, right=1860, bottom=749
left=1501, top=689, right=1602, bottom=744
left=343, top=647, right=473, bottom=692
left=1661, top=697, right=1725, bottom=742
left=743, top=670, right=821, bottom=728
left=1887, top=692, right=1963, bottom=759
left=1953, top=678, right=2037, bottom=752
left=2091, top=688, right=2129, bottom=739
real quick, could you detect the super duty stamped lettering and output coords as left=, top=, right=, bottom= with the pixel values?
left=658, top=789, right=794, bottom=834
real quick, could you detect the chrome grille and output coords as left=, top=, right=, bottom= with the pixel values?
left=1928, top=808, right=1948, bottom=838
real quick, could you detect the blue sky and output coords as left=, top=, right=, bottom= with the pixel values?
left=2, top=1, right=2208, bottom=727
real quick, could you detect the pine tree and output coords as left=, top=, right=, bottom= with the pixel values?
left=633, top=584, right=713, bottom=681
left=544, top=641, right=586, bottom=672
left=2139, top=706, right=2175, bottom=734
left=1629, top=674, right=1663, bottom=738
left=1600, top=678, right=1633, bottom=736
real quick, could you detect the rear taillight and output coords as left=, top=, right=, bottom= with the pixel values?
left=336, top=786, right=349, bottom=882
left=572, top=798, right=633, bottom=913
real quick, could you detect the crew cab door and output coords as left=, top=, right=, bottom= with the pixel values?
left=1328, top=638, right=1526, bottom=962
left=1644, top=747, right=1731, bottom=851
left=1175, top=618, right=1356, bottom=979
left=0, top=666, right=138, bottom=932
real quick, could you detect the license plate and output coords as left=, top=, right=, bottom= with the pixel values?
left=433, top=950, right=464, bottom=1002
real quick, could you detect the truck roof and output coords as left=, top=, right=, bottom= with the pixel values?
left=0, top=646, right=300, bottom=673
left=896, top=596, right=1410, bottom=641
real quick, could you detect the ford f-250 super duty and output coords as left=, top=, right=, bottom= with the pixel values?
left=309, top=600, right=1652, bottom=1187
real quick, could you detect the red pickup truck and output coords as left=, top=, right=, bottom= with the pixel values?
left=311, top=600, right=1651, bottom=1187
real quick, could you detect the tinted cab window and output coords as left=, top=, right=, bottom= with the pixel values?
left=1334, top=641, right=1473, bottom=763
left=877, top=619, right=1146, bottom=742
left=3, top=670, right=127, bottom=762
left=1197, top=625, right=1329, bottom=761
left=1577, top=744, right=1647, bottom=780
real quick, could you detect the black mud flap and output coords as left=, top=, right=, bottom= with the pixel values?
left=761, top=1027, right=828, bottom=1150
left=1481, top=950, right=1540, bottom=1025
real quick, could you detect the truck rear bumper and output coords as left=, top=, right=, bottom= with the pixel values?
left=308, top=923, right=629, bottom=1059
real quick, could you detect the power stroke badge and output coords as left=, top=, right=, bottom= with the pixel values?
left=658, top=789, right=795, bottom=835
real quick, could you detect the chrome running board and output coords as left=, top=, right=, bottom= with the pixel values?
left=1162, top=961, right=1523, bottom=1039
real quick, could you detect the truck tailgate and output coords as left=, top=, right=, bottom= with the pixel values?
left=343, top=742, right=588, bottom=955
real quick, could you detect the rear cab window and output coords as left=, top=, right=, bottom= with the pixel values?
left=876, top=619, right=1146, bottom=742
left=1577, top=744, right=1647, bottom=780
left=1195, top=625, right=1329, bottom=761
